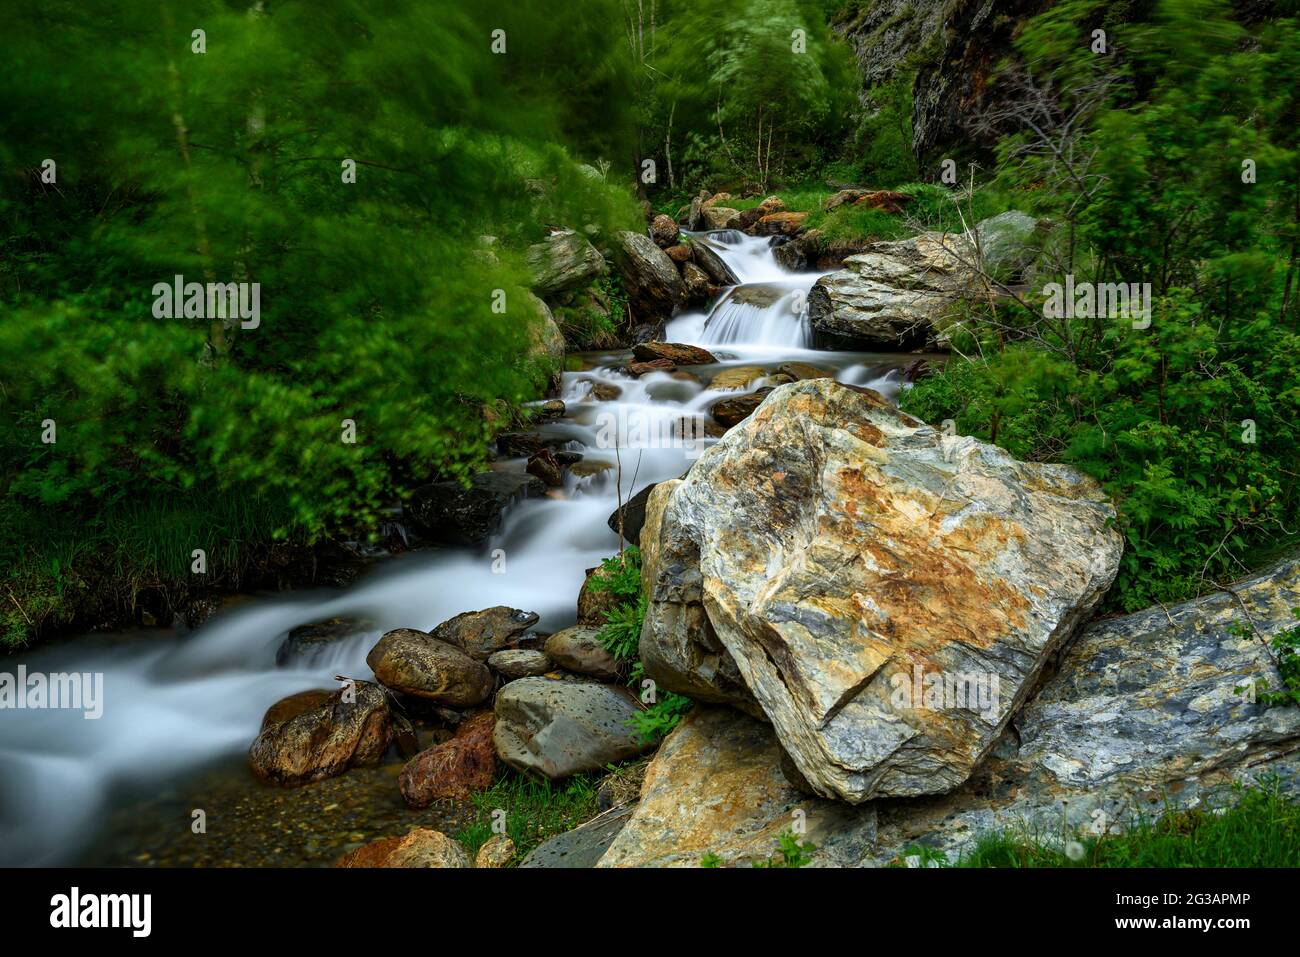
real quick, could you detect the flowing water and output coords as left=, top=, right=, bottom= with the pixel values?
left=0, top=231, right=928, bottom=866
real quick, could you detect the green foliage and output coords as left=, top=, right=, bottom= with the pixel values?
left=1234, top=610, right=1300, bottom=709
left=587, top=546, right=643, bottom=602
left=902, top=1, right=1300, bottom=611
left=0, top=0, right=642, bottom=644
left=752, top=830, right=818, bottom=868
left=630, top=689, right=693, bottom=745
left=945, top=780, right=1300, bottom=868
left=455, top=771, right=600, bottom=861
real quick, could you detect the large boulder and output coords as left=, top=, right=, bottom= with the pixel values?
left=493, top=677, right=651, bottom=780
left=335, top=828, right=469, bottom=868
left=639, top=378, right=1122, bottom=802
left=405, top=471, right=544, bottom=546
left=526, top=229, right=606, bottom=296
left=614, top=231, right=685, bottom=321
left=598, top=707, right=878, bottom=867
left=808, top=212, right=1041, bottom=348
left=248, top=682, right=392, bottom=787
left=867, top=550, right=1300, bottom=863
left=699, top=206, right=739, bottom=231
left=431, top=606, right=539, bottom=661
left=366, top=629, right=494, bottom=706
left=399, top=711, right=497, bottom=806
left=525, top=292, right=566, bottom=374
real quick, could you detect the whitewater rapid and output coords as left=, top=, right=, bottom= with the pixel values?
left=0, top=230, right=910, bottom=865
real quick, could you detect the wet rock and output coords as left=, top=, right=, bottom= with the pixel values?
left=681, top=261, right=714, bottom=302
left=614, top=230, right=684, bottom=321
left=633, top=341, right=717, bottom=365
left=642, top=378, right=1122, bottom=802
left=406, top=471, right=544, bottom=546
left=520, top=805, right=633, bottom=867
left=664, top=244, right=693, bottom=264
left=606, top=481, right=657, bottom=546
left=808, top=211, right=1042, bottom=348
left=598, top=707, right=878, bottom=867
left=399, top=711, right=496, bottom=806
left=540, top=399, right=566, bottom=417
left=249, top=682, right=392, bottom=787
left=487, top=648, right=554, bottom=679
left=554, top=450, right=584, bottom=466
left=497, top=432, right=568, bottom=457
left=527, top=229, right=606, bottom=296
left=430, top=606, right=539, bottom=661
left=570, top=459, right=613, bottom=478
left=708, top=365, right=768, bottom=391
left=629, top=358, right=675, bottom=376
left=690, top=240, right=740, bottom=286
left=650, top=214, right=680, bottom=248
left=527, top=449, right=564, bottom=487
left=366, top=629, right=494, bottom=706
left=334, top=828, right=469, bottom=868
left=582, top=379, right=623, bottom=402
left=276, top=617, right=373, bottom=667
left=628, top=321, right=666, bottom=345
left=493, top=677, right=650, bottom=780
left=544, top=626, right=622, bottom=681
left=708, top=388, right=772, bottom=428
left=475, top=834, right=517, bottom=868
left=777, top=360, right=831, bottom=381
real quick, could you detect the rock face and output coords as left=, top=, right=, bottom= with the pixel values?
left=808, top=212, right=1041, bottom=348
left=335, top=828, right=469, bottom=868
left=527, top=229, right=606, bottom=296
left=399, top=711, right=496, bottom=806
left=614, top=231, right=684, bottom=321
left=248, top=682, right=392, bottom=787
left=493, top=677, right=650, bottom=780
left=598, top=707, right=878, bottom=867
left=866, top=551, right=1300, bottom=863
left=406, top=471, right=544, bottom=545
left=366, top=629, right=494, bottom=706
left=544, top=626, right=622, bottom=681
left=430, top=606, right=539, bottom=661
left=639, top=378, right=1123, bottom=802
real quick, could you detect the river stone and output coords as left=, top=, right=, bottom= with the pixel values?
left=649, top=214, right=680, bottom=248
left=276, top=617, right=374, bottom=667
left=753, top=211, right=808, bottom=236
left=577, top=564, right=623, bottom=624
left=641, top=378, right=1123, bottom=802
left=406, top=471, right=544, bottom=546
left=598, top=707, right=878, bottom=867
left=606, top=481, right=657, bottom=546
left=681, top=261, right=713, bottom=301
left=808, top=212, right=1042, bottom=348
left=432, top=606, right=539, bottom=661
left=709, top=388, right=772, bottom=428
left=399, top=711, right=496, bottom=806
left=488, top=649, right=554, bottom=679
left=366, top=629, right=494, bottom=706
left=633, top=341, right=717, bottom=365
left=544, top=626, right=622, bottom=681
left=493, top=677, right=651, bottom=780
left=475, top=834, right=517, bottom=868
left=614, top=231, right=685, bottom=320
left=248, top=681, right=392, bottom=787
left=699, top=206, right=739, bottom=231
left=335, top=828, right=470, bottom=868
left=866, top=550, right=1300, bottom=864
left=708, top=365, right=768, bottom=391
left=777, top=361, right=831, bottom=381
left=690, top=239, right=740, bottom=286
left=520, top=805, right=634, bottom=867
left=527, top=229, right=606, bottom=296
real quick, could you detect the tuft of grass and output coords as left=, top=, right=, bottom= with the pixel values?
left=454, top=771, right=600, bottom=863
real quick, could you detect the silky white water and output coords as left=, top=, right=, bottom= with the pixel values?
left=0, top=231, right=912, bottom=865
